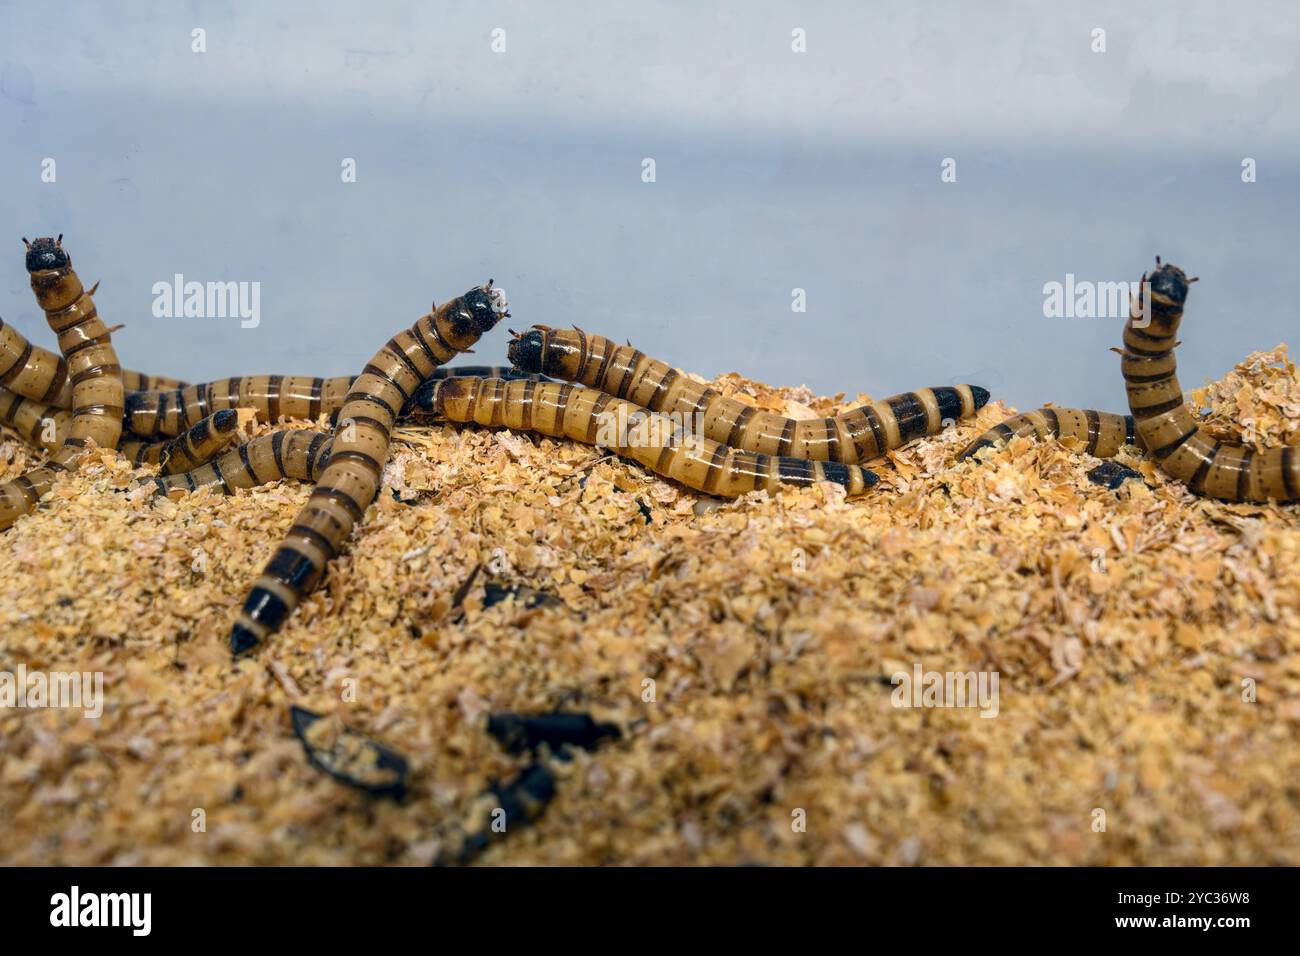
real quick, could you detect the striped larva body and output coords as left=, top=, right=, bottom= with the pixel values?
left=125, top=365, right=541, bottom=437
left=1, top=312, right=69, bottom=405
left=407, top=377, right=880, bottom=498
left=119, top=408, right=240, bottom=473
left=151, top=428, right=331, bottom=496
left=959, top=408, right=1139, bottom=461
left=0, top=383, right=236, bottom=473
left=1122, top=262, right=1298, bottom=502
left=2, top=313, right=183, bottom=409
left=1, top=237, right=125, bottom=531
left=230, top=285, right=508, bottom=654
left=0, top=386, right=71, bottom=449
left=508, top=326, right=988, bottom=464
left=122, top=370, right=188, bottom=392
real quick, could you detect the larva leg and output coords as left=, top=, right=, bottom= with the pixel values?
left=959, top=407, right=1140, bottom=460
left=230, top=283, right=508, bottom=654
left=119, top=408, right=240, bottom=474
left=0, top=385, right=72, bottom=450
left=1, top=237, right=125, bottom=531
left=507, top=326, right=988, bottom=463
left=1122, top=261, right=1298, bottom=502
left=150, top=429, right=331, bottom=496
left=407, top=377, right=879, bottom=498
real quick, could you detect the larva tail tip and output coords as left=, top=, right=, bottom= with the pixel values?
left=970, top=385, right=991, bottom=411
left=212, top=408, right=239, bottom=430
left=230, top=623, right=262, bottom=656
left=861, top=468, right=881, bottom=488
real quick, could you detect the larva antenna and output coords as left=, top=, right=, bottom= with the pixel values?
left=1188, top=276, right=1200, bottom=283
left=21, top=237, right=30, bottom=249
left=1155, top=255, right=1161, bottom=265
left=88, top=280, right=101, bottom=296
left=56, top=234, right=63, bottom=245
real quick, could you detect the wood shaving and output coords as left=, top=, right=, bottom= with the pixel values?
left=1, top=356, right=1298, bottom=865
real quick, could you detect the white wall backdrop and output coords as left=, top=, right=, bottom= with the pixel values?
left=1, top=1, right=1297, bottom=409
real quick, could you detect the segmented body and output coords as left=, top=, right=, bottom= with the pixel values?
left=1, top=384, right=237, bottom=473
left=406, top=377, right=879, bottom=497
left=152, top=428, right=331, bottom=496
left=230, top=286, right=508, bottom=653
left=125, top=365, right=540, bottom=437
left=508, top=326, right=988, bottom=463
left=120, top=409, right=240, bottom=473
left=0, top=238, right=125, bottom=531
left=1, top=313, right=181, bottom=408
left=1122, top=262, right=1298, bottom=502
left=959, top=408, right=1139, bottom=460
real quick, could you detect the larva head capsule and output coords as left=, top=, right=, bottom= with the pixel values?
left=506, top=328, right=548, bottom=375
left=457, top=280, right=509, bottom=335
left=22, top=235, right=69, bottom=273
left=1147, top=260, right=1192, bottom=307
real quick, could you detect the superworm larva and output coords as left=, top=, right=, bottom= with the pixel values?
left=959, top=408, right=1139, bottom=461
left=119, top=409, right=240, bottom=473
left=158, top=374, right=879, bottom=502
left=151, top=428, right=331, bottom=496
left=0, top=237, right=125, bottom=531
left=2, top=312, right=183, bottom=409
left=508, top=325, right=988, bottom=463
left=1121, top=260, right=1298, bottom=502
left=0, top=385, right=71, bottom=448
left=230, top=285, right=508, bottom=654
left=124, top=365, right=541, bottom=437
left=1, top=384, right=237, bottom=473
left=406, top=377, right=881, bottom=497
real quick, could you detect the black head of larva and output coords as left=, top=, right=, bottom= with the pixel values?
left=455, top=281, right=508, bottom=335
left=23, top=235, right=69, bottom=272
left=1147, top=260, right=1193, bottom=306
left=507, top=328, right=546, bottom=374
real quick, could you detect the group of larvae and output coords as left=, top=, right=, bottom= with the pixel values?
left=2, top=239, right=1295, bottom=656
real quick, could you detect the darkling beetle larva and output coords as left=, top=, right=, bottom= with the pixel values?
left=150, top=428, right=332, bottom=496
left=507, top=325, right=989, bottom=464
left=2, top=312, right=183, bottom=409
left=230, top=283, right=509, bottom=655
left=959, top=407, right=1139, bottom=461
left=962, top=261, right=1299, bottom=503
left=160, top=376, right=881, bottom=502
left=124, top=365, right=543, bottom=438
left=1, top=237, right=126, bottom=531
left=0, top=384, right=238, bottom=474
left=406, top=376, right=880, bottom=497
left=1121, top=260, right=1297, bottom=502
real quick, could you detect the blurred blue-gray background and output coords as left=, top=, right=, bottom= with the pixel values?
left=1, top=1, right=1297, bottom=410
